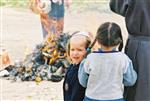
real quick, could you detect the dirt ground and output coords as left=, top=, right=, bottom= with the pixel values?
left=0, top=6, right=128, bottom=101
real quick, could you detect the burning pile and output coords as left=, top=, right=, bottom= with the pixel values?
left=0, top=33, right=70, bottom=82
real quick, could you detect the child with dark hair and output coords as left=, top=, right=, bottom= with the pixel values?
left=78, top=22, right=137, bottom=101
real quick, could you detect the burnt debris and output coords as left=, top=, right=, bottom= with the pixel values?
left=0, top=33, right=70, bottom=82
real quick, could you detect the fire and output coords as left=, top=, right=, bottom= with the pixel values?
left=0, top=49, right=10, bottom=69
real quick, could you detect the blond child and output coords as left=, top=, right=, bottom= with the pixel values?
left=63, top=31, right=92, bottom=101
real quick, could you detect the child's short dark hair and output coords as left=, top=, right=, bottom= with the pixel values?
left=96, top=22, right=123, bottom=51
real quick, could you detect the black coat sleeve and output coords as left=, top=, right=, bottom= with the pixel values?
left=109, top=0, right=133, bottom=16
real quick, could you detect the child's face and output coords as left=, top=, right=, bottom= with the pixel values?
left=69, top=36, right=87, bottom=64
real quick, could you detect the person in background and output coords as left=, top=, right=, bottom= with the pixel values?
left=78, top=22, right=137, bottom=101
left=30, top=0, right=71, bottom=40
left=63, top=31, right=92, bottom=101
left=109, top=0, right=150, bottom=101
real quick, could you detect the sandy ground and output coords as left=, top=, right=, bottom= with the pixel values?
left=0, top=6, right=128, bottom=101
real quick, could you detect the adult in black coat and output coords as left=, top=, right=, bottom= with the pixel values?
left=110, top=0, right=150, bottom=101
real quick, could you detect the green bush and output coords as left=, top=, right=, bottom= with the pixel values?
left=0, top=0, right=109, bottom=12
left=0, top=0, right=28, bottom=7
left=71, top=0, right=109, bottom=12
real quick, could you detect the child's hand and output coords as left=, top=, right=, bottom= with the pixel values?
left=38, top=0, right=51, bottom=14
left=38, top=2, right=45, bottom=9
left=65, top=0, right=72, bottom=9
